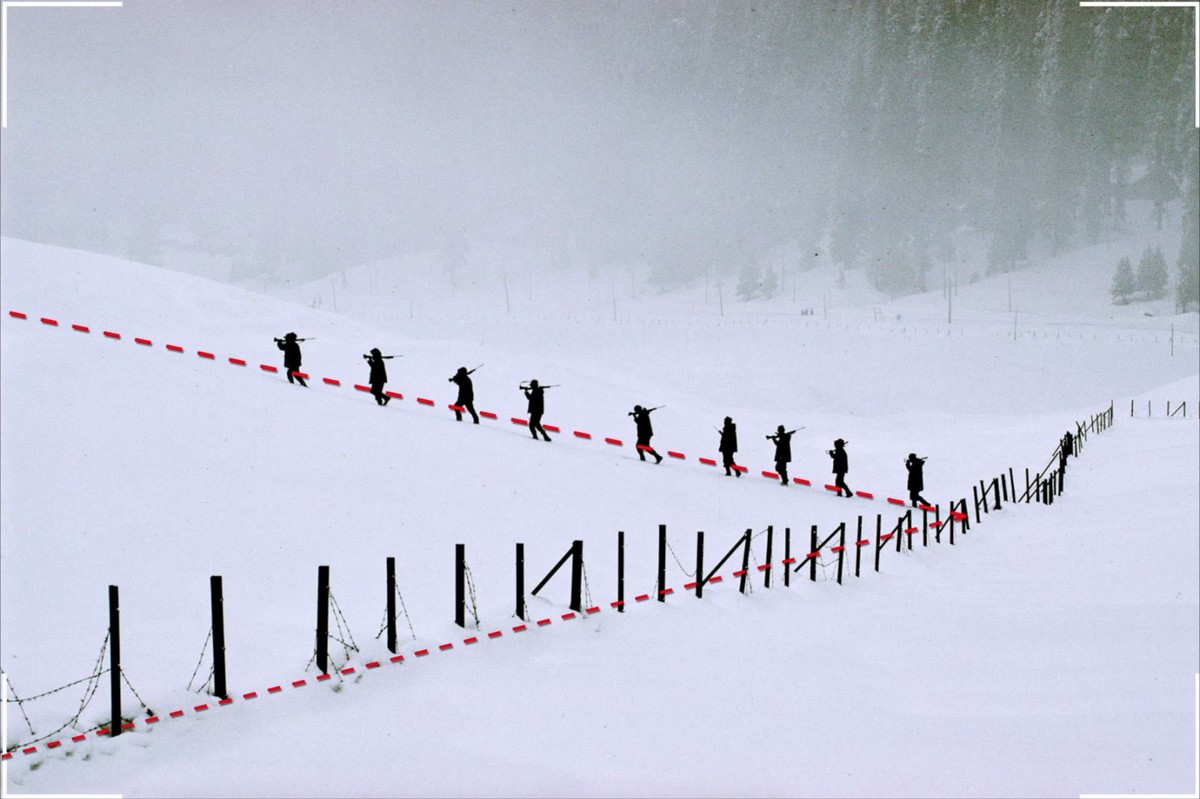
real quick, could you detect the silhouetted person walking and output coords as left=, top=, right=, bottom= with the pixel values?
left=275, top=332, right=307, bottom=387
left=905, top=453, right=930, bottom=507
left=766, top=425, right=795, bottom=485
left=364, top=348, right=394, bottom=406
left=522, top=379, right=552, bottom=441
left=630, top=405, right=663, bottom=463
left=719, top=416, right=740, bottom=477
left=828, top=438, right=851, bottom=497
left=449, top=366, right=479, bottom=423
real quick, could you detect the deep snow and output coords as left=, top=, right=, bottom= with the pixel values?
left=1, top=235, right=1197, bottom=798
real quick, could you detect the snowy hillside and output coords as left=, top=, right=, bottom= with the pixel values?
left=1, top=236, right=1197, bottom=798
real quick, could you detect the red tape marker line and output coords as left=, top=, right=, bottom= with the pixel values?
left=464, top=636, right=479, bottom=644
left=352, top=383, right=370, bottom=391
left=219, top=698, right=233, bottom=706
left=806, top=551, right=821, bottom=559
left=487, top=630, right=503, bottom=639
left=1, top=752, right=13, bottom=760
left=880, top=533, right=895, bottom=542
left=855, top=491, right=874, bottom=499
left=103, top=331, right=121, bottom=339
left=166, top=344, right=184, bottom=353
left=659, top=587, right=674, bottom=597
left=71, top=324, right=89, bottom=332
left=856, top=539, right=871, bottom=547
left=732, top=465, right=748, bottom=473
left=794, top=477, right=811, bottom=485
left=762, top=471, right=779, bottom=479
left=757, top=563, right=771, bottom=571
left=537, top=618, right=552, bottom=626
left=385, top=390, right=403, bottom=399
left=293, top=371, right=309, bottom=379
left=668, top=451, right=685, bottom=459
left=610, top=600, right=625, bottom=608
left=919, top=504, right=937, bottom=512
left=887, top=497, right=907, bottom=505
left=135, top=337, right=153, bottom=346
left=195, top=704, right=210, bottom=712
left=169, top=710, right=185, bottom=718
left=229, top=357, right=247, bottom=366
left=512, top=625, right=528, bottom=633
left=414, top=649, right=430, bottom=657
left=480, top=410, right=498, bottom=419
left=574, top=430, right=592, bottom=439
left=930, top=520, right=944, bottom=528
left=905, top=527, right=919, bottom=534
left=198, top=351, right=215, bottom=359
left=260, top=363, right=277, bottom=372
left=511, top=417, right=527, bottom=425
left=317, top=674, right=332, bottom=681
left=323, top=377, right=340, bottom=386
left=831, top=545, right=846, bottom=553
left=951, top=511, right=967, bottom=521
left=604, top=437, right=623, bottom=446
left=417, top=397, right=435, bottom=405
left=562, top=612, right=577, bottom=620
left=699, top=457, right=717, bottom=466
left=733, top=569, right=747, bottom=577
left=634, top=593, right=650, bottom=602
left=782, top=557, right=797, bottom=565
left=40, top=317, right=58, bottom=326
left=585, top=606, right=600, bottom=614
left=292, top=679, right=307, bottom=687
left=389, top=655, right=404, bottom=663
left=8, top=310, right=27, bottom=319
left=439, top=643, right=453, bottom=651
left=684, top=581, right=697, bottom=590
left=825, top=484, right=840, bottom=492
left=341, top=667, right=356, bottom=675
left=244, top=691, right=258, bottom=700
left=268, top=685, right=283, bottom=692
left=47, top=740, right=62, bottom=748
left=544, top=424, right=560, bottom=432
left=709, top=575, right=723, bottom=584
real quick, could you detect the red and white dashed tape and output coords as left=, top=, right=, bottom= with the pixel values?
left=0, top=506, right=974, bottom=763
left=7, top=309, right=937, bottom=507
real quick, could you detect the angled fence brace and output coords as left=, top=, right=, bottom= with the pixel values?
left=796, top=524, right=846, bottom=582
left=531, top=540, right=584, bottom=612
left=697, top=528, right=752, bottom=595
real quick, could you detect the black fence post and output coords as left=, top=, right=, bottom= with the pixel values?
left=874, top=515, right=882, bottom=573
left=764, top=525, right=773, bottom=589
left=657, top=524, right=667, bottom=603
left=385, top=558, right=397, bottom=654
left=854, top=517, right=862, bottom=578
left=973, top=485, right=982, bottom=524
left=569, top=540, right=583, bottom=613
left=992, top=478, right=1002, bottom=511
left=455, top=545, right=465, bottom=628
left=979, top=480, right=989, bottom=514
left=1000, top=472, right=1009, bottom=502
left=1025, top=468, right=1032, bottom=503
left=109, top=584, right=122, bottom=737
left=695, top=530, right=705, bottom=599
left=739, top=530, right=751, bottom=595
left=784, top=527, right=791, bottom=587
left=316, top=565, right=330, bottom=674
left=617, top=531, right=625, bottom=613
left=809, top=525, right=818, bottom=583
left=836, top=525, right=845, bottom=585
left=210, top=575, right=228, bottom=699
left=515, top=544, right=526, bottom=621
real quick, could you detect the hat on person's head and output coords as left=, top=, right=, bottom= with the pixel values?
left=285, top=332, right=297, bottom=340
left=834, top=438, right=846, bottom=447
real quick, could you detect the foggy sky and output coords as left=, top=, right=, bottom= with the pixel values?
left=1, top=1, right=838, bottom=273
left=1, top=1, right=1194, bottom=284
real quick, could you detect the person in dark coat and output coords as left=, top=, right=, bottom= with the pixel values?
left=1062, top=430, right=1075, bottom=458
left=765, top=425, right=795, bottom=485
left=275, top=332, right=307, bottom=387
left=905, top=453, right=930, bottom=507
left=522, top=379, right=551, bottom=441
left=448, top=366, right=479, bottom=423
left=719, top=416, right=740, bottom=477
left=828, top=438, right=851, bottom=497
left=630, top=405, right=663, bottom=463
left=364, top=348, right=391, bottom=406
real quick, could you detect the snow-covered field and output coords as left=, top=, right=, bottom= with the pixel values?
left=1, top=234, right=1197, bottom=798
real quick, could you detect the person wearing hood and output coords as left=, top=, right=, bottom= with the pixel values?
left=448, top=366, right=479, bottom=423
left=275, top=332, right=306, bottom=387
left=365, top=348, right=390, bottom=406
left=719, top=416, right=740, bottom=477
left=522, top=379, right=551, bottom=441
left=766, top=425, right=796, bottom=485
left=630, top=405, right=663, bottom=463
left=828, top=438, right=851, bottom=497
left=905, top=453, right=929, bottom=507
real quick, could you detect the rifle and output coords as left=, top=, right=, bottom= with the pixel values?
left=363, top=354, right=400, bottom=360
left=275, top=336, right=314, bottom=344
left=519, top=383, right=560, bottom=390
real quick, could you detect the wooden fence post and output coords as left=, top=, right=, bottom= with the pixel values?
left=569, top=540, right=583, bottom=613
left=617, top=531, right=625, bottom=613
left=515, top=544, right=526, bottom=621
left=109, top=584, right=122, bottom=737
left=657, top=524, right=667, bottom=604
left=455, top=545, right=465, bottom=628
left=809, top=525, right=819, bottom=583
left=695, top=530, right=705, bottom=599
left=316, top=565, right=330, bottom=674
left=784, top=527, right=791, bottom=587
left=210, top=575, right=227, bottom=698
left=764, top=525, right=773, bottom=589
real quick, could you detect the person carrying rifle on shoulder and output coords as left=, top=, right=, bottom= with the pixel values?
left=630, top=405, right=663, bottom=463
left=719, top=416, right=740, bottom=477
left=766, top=425, right=796, bottom=485
left=521, top=379, right=552, bottom=441
left=274, top=332, right=308, bottom=387
left=449, top=366, right=480, bottom=423
left=363, top=348, right=396, bottom=406
left=828, top=438, right=851, bottom=497
left=905, top=453, right=930, bottom=507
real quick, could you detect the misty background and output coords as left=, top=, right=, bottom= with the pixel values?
left=0, top=0, right=1196, bottom=297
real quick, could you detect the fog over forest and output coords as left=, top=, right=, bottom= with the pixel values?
left=1, top=0, right=1196, bottom=295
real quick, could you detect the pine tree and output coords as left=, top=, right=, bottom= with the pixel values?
left=1111, top=256, right=1135, bottom=304
left=736, top=263, right=760, bottom=301
left=1136, top=246, right=1169, bottom=300
left=760, top=267, right=779, bottom=299
left=1177, top=171, right=1199, bottom=312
